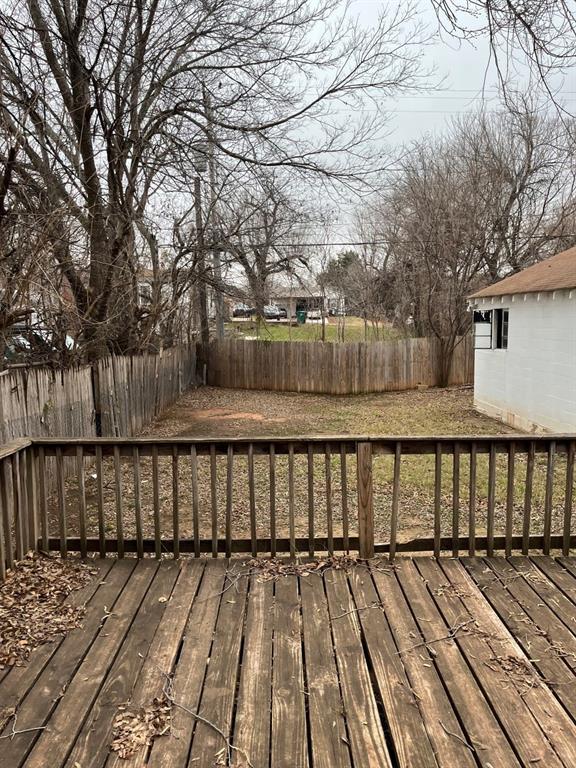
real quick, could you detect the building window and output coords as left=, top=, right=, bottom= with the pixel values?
left=473, top=308, right=509, bottom=349
left=494, top=308, right=509, bottom=349
left=473, top=309, right=492, bottom=349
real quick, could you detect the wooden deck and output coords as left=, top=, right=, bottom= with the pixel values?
left=2, top=555, right=576, bottom=768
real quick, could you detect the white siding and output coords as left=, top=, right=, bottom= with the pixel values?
left=473, top=291, right=576, bottom=432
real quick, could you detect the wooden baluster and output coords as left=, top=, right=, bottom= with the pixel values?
left=543, top=441, right=556, bottom=555
left=325, top=443, right=333, bottom=555
left=468, top=442, right=477, bottom=556
left=307, top=444, right=314, bottom=557
left=210, top=444, right=218, bottom=558
left=288, top=444, right=296, bottom=558
left=0, top=473, right=5, bottom=580
left=26, top=448, right=38, bottom=552
left=1, top=459, right=14, bottom=569
left=356, top=442, right=374, bottom=559
left=452, top=442, right=460, bottom=558
left=505, top=442, right=515, bottom=557
left=270, top=444, right=277, bottom=558
left=172, top=446, right=180, bottom=559
left=152, top=445, right=161, bottom=559
left=434, top=443, right=442, bottom=558
left=38, top=446, right=48, bottom=552
left=95, top=445, right=106, bottom=558
left=0, top=459, right=9, bottom=578
left=487, top=443, right=496, bottom=556
left=56, top=447, right=67, bottom=559
left=248, top=443, right=257, bottom=557
left=76, top=446, right=87, bottom=559
left=133, top=446, right=143, bottom=559
left=190, top=446, right=200, bottom=557
left=114, top=446, right=124, bottom=558
left=522, top=441, right=535, bottom=555
left=563, top=441, right=575, bottom=556
left=226, top=445, right=233, bottom=558
left=19, top=451, right=28, bottom=554
left=390, top=442, right=402, bottom=561
left=340, top=445, right=349, bottom=554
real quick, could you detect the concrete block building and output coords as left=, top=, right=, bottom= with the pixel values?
left=469, top=248, right=576, bottom=432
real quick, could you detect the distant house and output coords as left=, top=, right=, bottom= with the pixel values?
left=468, top=247, right=576, bottom=432
left=269, top=289, right=326, bottom=318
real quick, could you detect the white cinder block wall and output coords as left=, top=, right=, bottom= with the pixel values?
left=473, top=290, right=576, bottom=432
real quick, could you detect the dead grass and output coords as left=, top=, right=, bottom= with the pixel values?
left=50, top=386, right=572, bottom=549
left=141, top=384, right=510, bottom=439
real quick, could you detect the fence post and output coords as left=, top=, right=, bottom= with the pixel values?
left=356, top=441, right=374, bottom=559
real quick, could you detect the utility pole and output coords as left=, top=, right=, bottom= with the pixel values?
left=194, top=175, right=210, bottom=346
left=203, top=84, right=225, bottom=340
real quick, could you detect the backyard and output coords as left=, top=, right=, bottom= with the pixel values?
left=53, top=385, right=572, bottom=551
left=225, top=315, right=403, bottom=342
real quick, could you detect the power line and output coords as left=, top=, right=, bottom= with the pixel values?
left=154, top=234, right=576, bottom=249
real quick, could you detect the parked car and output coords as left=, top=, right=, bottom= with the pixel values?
left=263, top=304, right=281, bottom=320
left=232, top=303, right=254, bottom=318
left=307, top=309, right=322, bottom=320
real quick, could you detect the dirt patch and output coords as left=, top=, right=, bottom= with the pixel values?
left=189, top=408, right=287, bottom=424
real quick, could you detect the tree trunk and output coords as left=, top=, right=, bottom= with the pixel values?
left=436, top=336, right=456, bottom=388
left=195, top=176, right=210, bottom=345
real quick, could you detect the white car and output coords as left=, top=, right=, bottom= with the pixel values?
left=307, top=309, right=322, bottom=320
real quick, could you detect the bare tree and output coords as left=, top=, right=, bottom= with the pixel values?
left=368, top=105, right=576, bottom=383
left=217, top=173, right=309, bottom=319
left=432, top=1, right=576, bottom=112
left=0, top=129, right=78, bottom=366
left=0, top=0, right=427, bottom=360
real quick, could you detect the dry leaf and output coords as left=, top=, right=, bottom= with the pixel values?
left=0, top=553, right=96, bottom=670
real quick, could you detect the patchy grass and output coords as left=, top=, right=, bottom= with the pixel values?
left=142, top=385, right=505, bottom=439
left=226, top=316, right=402, bottom=343
left=52, top=386, right=572, bottom=550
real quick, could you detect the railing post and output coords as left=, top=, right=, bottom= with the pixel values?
left=356, top=442, right=374, bottom=559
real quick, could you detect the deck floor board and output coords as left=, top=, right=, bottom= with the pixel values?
left=397, top=559, right=520, bottom=768
left=6, top=556, right=576, bottom=768
left=372, top=562, right=476, bottom=767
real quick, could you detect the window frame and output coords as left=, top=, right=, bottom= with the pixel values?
left=473, top=309, right=493, bottom=350
left=493, top=308, right=509, bottom=350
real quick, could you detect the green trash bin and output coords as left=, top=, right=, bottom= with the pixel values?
left=296, top=310, right=307, bottom=324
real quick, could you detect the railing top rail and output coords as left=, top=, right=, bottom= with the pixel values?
left=0, top=438, right=33, bottom=460
left=28, top=434, right=576, bottom=457
left=30, top=434, right=576, bottom=445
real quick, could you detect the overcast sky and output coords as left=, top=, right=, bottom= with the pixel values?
left=352, top=0, right=502, bottom=144
left=351, top=0, right=576, bottom=145
left=296, top=0, right=576, bottom=250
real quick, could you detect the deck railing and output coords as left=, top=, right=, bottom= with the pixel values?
left=0, top=434, right=574, bottom=577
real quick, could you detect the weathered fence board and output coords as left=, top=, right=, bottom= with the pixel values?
left=201, top=335, right=473, bottom=394
left=0, top=345, right=197, bottom=442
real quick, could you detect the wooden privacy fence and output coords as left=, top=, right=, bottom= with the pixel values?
left=94, top=347, right=197, bottom=437
left=1, top=434, right=574, bottom=578
left=200, top=335, right=474, bottom=393
left=0, top=345, right=197, bottom=441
